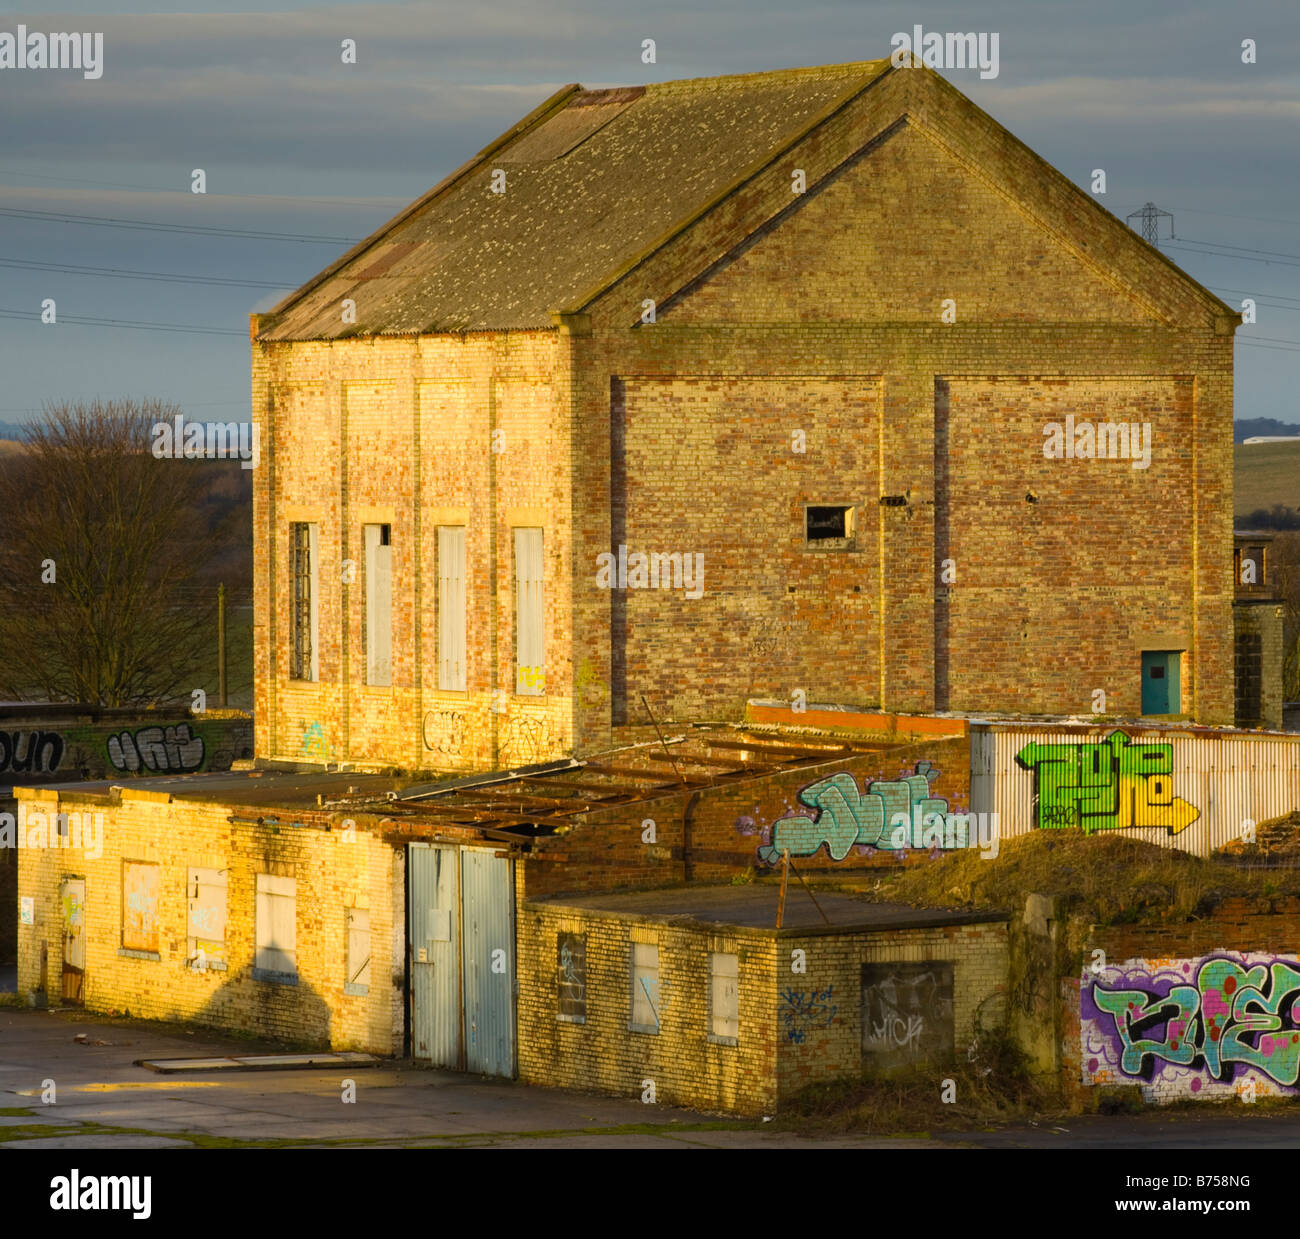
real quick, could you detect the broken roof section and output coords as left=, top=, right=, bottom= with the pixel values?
left=260, top=61, right=890, bottom=339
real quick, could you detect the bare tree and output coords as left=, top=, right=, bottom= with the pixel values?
left=0, top=400, right=217, bottom=707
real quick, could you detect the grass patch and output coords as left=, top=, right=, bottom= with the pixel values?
left=775, top=1030, right=1059, bottom=1136
left=855, top=826, right=1300, bottom=933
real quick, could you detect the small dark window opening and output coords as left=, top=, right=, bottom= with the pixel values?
left=1151, top=667, right=1165, bottom=679
left=807, top=505, right=853, bottom=541
left=379, top=524, right=391, bottom=546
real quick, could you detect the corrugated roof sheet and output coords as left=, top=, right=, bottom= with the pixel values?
left=261, top=61, right=889, bottom=340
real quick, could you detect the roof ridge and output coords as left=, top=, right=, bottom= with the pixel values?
left=635, top=58, right=890, bottom=93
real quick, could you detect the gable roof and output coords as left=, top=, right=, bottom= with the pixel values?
left=259, top=58, right=1235, bottom=342
left=258, top=61, right=890, bottom=340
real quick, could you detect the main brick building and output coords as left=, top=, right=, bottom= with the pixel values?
left=251, top=58, right=1238, bottom=775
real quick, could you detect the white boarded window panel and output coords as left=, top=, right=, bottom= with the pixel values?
left=364, top=524, right=393, bottom=686
left=346, top=907, right=371, bottom=991
left=514, top=527, right=544, bottom=695
left=630, top=941, right=659, bottom=1031
left=711, top=952, right=739, bottom=1038
left=187, top=866, right=228, bottom=967
left=255, top=874, right=297, bottom=976
left=437, top=526, right=466, bottom=691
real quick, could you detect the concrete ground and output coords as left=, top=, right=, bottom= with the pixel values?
left=6, top=1006, right=1300, bottom=1149
left=0, top=1006, right=926, bottom=1149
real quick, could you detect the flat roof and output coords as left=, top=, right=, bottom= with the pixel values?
left=528, top=884, right=1007, bottom=936
left=7, top=768, right=419, bottom=811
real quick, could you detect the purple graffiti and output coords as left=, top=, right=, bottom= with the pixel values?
left=1083, top=953, right=1300, bottom=1093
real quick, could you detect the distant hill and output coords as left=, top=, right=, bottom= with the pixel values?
left=0, top=420, right=30, bottom=442
left=1236, top=418, right=1300, bottom=444
left=1235, top=438, right=1300, bottom=527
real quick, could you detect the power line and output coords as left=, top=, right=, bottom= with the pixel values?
left=0, top=205, right=360, bottom=244
left=1168, top=205, right=1300, bottom=231
left=1177, top=236, right=1300, bottom=262
left=0, top=308, right=244, bottom=337
left=0, top=256, right=294, bottom=289
left=1208, top=286, right=1300, bottom=308
left=0, top=167, right=406, bottom=208
left=1170, top=241, right=1300, bottom=267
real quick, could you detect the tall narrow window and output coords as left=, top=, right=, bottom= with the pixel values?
left=364, top=524, right=392, bottom=686
left=187, top=866, right=228, bottom=970
left=121, top=861, right=160, bottom=956
left=254, top=874, right=297, bottom=981
left=437, top=526, right=466, bottom=691
left=290, top=522, right=318, bottom=681
left=710, top=952, right=739, bottom=1042
left=514, top=527, right=544, bottom=695
left=630, top=941, right=660, bottom=1033
left=345, top=907, right=371, bottom=996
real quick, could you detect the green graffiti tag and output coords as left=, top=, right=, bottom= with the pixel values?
left=1015, top=730, right=1199, bottom=835
left=757, top=762, right=956, bottom=864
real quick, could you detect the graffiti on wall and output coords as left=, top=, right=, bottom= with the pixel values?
left=557, top=932, right=586, bottom=1020
left=861, top=962, right=955, bottom=1067
left=779, top=986, right=837, bottom=1043
left=1083, top=954, right=1300, bottom=1097
left=106, top=723, right=205, bottom=774
left=0, top=731, right=64, bottom=774
left=756, top=762, right=959, bottom=864
left=1016, top=730, right=1200, bottom=835
left=422, top=709, right=465, bottom=758
left=501, top=712, right=551, bottom=766
left=0, top=719, right=246, bottom=779
left=300, top=720, right=330, bottom=761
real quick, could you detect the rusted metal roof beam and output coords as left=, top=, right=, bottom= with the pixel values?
left=705, top=739, right=854, bottom=759
left=582, top=763, right=710, bottom=786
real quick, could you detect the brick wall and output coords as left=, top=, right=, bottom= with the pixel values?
left=522, top=736, right=973, bottom=899
left=13, top=788, right=403, bottom=1055
left=516, top=897, right=1008, bottom=1116
left=1234, top=602, right=1285, bottom=729
left=251, top=330, right=575, bottom=775
left=254, top=63, right=1235, bottom=773
left=776, top=921, right=1009, bottom=1100
left=1072, top=906, right=1300, bottom=1104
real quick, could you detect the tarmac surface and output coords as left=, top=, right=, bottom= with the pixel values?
left=5, top=1005, right=1300, bottom=1150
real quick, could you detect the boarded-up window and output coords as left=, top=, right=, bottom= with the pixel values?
left=187, top=866, right=228, bottom=969
left=557, top=932, right=586, bottom=1022
left=861, top=962, right=954, bottom=1069
left=364, top=524, right=392, bottom=686
left=291, top=522, right=319, bottom=681
left=346, top=907, right=371, bottom=995
left=710, top=952, right=739, bottom=1040
left=630, top=941, right=659, bottom=1032
left=513, top=527, right=544, bottom=695
left=255, top=874, right=297, bottom=978
left=121, top=861, right=160, bottom=954
left=437, top=526, right=466, bottom=691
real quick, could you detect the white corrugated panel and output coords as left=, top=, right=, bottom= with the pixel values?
left=971, top=723, right=1300, bottom=858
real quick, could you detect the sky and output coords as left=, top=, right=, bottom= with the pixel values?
left=1, top=0, right=1298, bottom=425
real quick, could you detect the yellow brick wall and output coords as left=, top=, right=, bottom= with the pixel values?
left=517, top=901, right=781, bottom=1115
left=14, top=788, right=403, bottom=1055
left=517, top=898, right=1009, bottom=1116
left=252, top=330, right=576, bottom=775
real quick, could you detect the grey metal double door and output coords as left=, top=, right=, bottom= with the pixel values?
left=408, top=842, right=515, bottom=1077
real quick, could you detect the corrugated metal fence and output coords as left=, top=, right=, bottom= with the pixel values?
left=971, top=723, right=1300, bottom=858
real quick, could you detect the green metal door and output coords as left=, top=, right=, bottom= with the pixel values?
left=1141, top=651, right=1180, bottom=715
